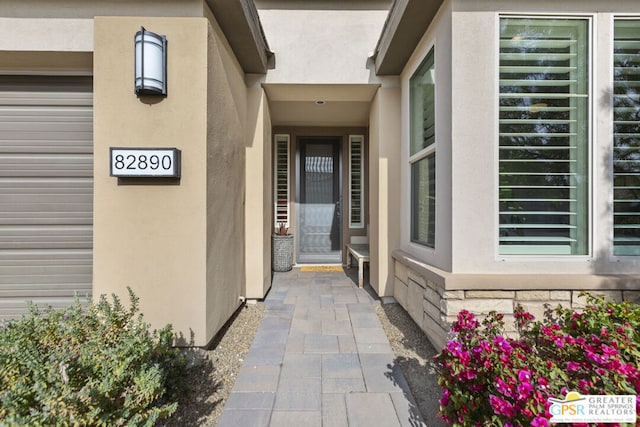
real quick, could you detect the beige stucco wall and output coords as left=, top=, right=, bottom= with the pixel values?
left=368, top=84, right=401, bottom=297
left=94, top=15, right=246, bottom=346
left=204, top=9, right=252, bottom=340
left=0, top=0, right=203, bottom=19
left=0, top=18, right=93, bottom=53
left=0, top=17, right=93, bottom=73
left=450, top=3, right=640, bottom=277
left=256, top=5, right=388, bottom=84
left=245, top=78, right=273, bottom=299
left=399, top=0, right=453, bottom=273
left=395, top=0, right=640, bottom=291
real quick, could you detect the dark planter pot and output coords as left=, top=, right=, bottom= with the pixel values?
left=272, top=234, right=294, bottom=272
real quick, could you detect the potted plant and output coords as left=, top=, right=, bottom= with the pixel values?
left=272, top=223, right=294, bottom=272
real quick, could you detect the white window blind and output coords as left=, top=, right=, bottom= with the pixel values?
left=499, top=18, right=589, bottom=255
left=410, top=47, right=436, bottom=248
left=411, top=153, right=435, bottom=247
left=349, top=135, right=364, bottom=228
left=274, top=134, right=290, bottom=228
left=614, top=20, right=640, bottom=256
left=410, top=51, right=435, bottom=157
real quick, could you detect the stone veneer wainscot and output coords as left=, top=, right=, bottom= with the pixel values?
left=392, top=250, right=640, bottom=351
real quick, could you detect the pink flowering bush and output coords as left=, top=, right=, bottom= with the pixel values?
left=435, top=293, right=640, bottom=426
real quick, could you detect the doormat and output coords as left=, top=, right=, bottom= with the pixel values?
left=300, top=265, right=343, bottom=272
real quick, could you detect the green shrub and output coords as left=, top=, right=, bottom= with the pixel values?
left=0, top=288, right=186, bottom=426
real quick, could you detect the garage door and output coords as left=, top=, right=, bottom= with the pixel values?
left=0, top=76, right=93, bottom=318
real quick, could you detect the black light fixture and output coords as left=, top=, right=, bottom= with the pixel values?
left=134, top=27, right=167, bottom=96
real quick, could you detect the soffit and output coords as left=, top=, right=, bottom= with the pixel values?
left=206, top=0, right=271, bottom=74
left=374, top=0, right=444, bottom=75
left=254, top=0, right=392, bottom=10
left=263, top=83, right=380, bottom=126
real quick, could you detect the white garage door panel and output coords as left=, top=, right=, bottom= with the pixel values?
left=0, top=92, right=93, bottom=106
left=0, top=77, right=93, bottom=319
left=0, top=271, right=91, bottom=286
left=0, top=226, right=92, bottom=248
left=0, top=155, right=93, bottom=177
left=0, top=250, right=91, bottom=284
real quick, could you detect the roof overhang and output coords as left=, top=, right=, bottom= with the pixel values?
left=206, top=0, right=272, bottom=74
left=374, top=0, right=444, bottom=75
left=263, top=84, right=380, bottom=127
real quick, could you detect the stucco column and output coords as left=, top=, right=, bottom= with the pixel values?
left=368, top=86, right=401, bottom=297
left=244, top=79, right=272, bottom=299
left=93, top=17, right=210, bottom=344
left=94, top=16, right=248, bottom=347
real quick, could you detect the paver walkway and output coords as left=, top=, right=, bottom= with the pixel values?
left=217, top=268, right=425, bottom=427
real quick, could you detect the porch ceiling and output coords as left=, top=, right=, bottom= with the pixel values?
left=263, top=83, right=380, bottom=127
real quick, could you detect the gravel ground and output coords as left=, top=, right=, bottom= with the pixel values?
left=160, top=303, right=265, bottom=427
left=375, top=303, right=448, bottom=427
left=160, top=297, right=446, bottom=427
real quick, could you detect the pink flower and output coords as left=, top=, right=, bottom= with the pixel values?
left=439, top=389, right=450, bottom=407
left=585, top=350, right=604, bottom=365
left=479, top=340, right=493, bottom=353
left=517, top=369, right=531, bottom=382
left=489, top=394, right=515, bottom=417
left=578, top=379, right=593, bottom=393
left=445, top=340, right=461, bottom=354
left=458, top=349, right=471, bottom=367
left=566, top=361, right=580, bottom=371
left=531, top=416, right=548, bottom=427
left=537, top=377, right=549, bottom=390
left=601, top=344, right=617, bottom=358
left=496, top=377, right=513, bottom=397
left=517, top=382, right=533, bottom=400
left=458, top=368, right=477, bottom=381
left=494, top=336, right=513, bottom=355
left=452, top=310, right=479, bottom=332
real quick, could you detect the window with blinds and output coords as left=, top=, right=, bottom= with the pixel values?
left=498, top=18, right=589, bottom=255
left=349, top=135, right=364, bottom=228
left=410, top=47, right=436, bottom=248
left=614, top=20, right=640, bottom=256
left=274, top=134, right=290, bottom=228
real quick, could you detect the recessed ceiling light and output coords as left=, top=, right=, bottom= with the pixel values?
left=315, top=100, right=326, bottom=105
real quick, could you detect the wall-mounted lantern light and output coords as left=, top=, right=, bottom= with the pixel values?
left=134, top=27, right=167, bottom=96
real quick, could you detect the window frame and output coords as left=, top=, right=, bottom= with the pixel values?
left=273, top=134, right=291, bottom=229
left=495, top=14, right=595, bottom=259
left=612, top=17, right=640, bottom=257
left=409, top=46, right=437, bottom=249
left=348, top=135, right=365, bottom=229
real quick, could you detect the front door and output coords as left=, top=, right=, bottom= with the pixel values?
left=298, top=137, right=341, bottom=263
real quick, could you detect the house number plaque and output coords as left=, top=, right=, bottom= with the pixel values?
left=110, top=147, right=181, bottom=178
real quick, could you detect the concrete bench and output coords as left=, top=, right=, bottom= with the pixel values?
left=346, top=243, right=370, bottom=288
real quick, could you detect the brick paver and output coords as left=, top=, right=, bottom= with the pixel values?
left=217, top=268, right=425, bottom=427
